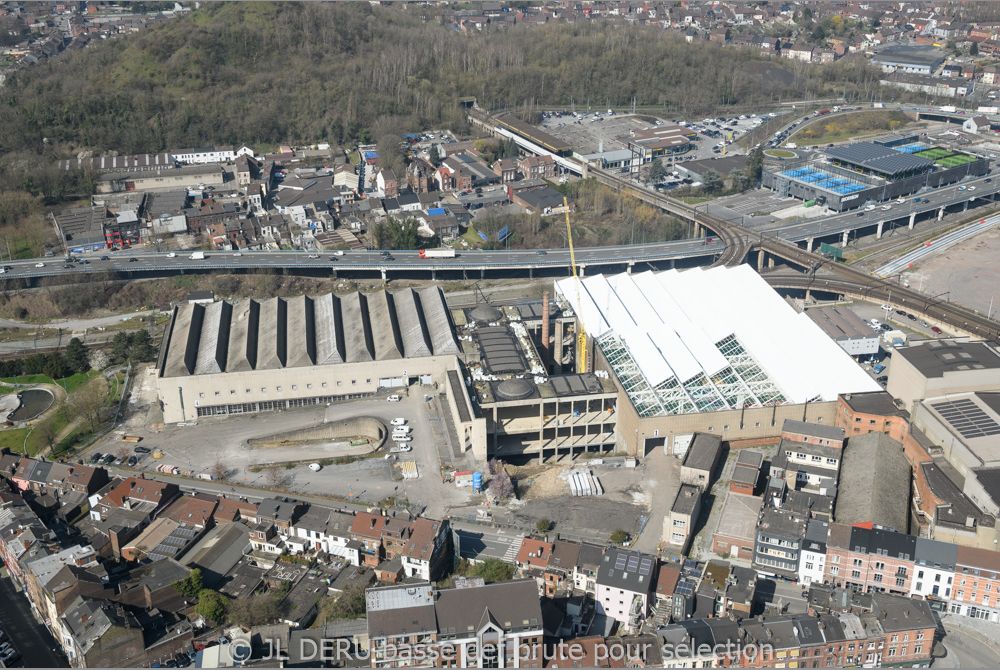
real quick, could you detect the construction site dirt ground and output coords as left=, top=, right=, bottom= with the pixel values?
left=902, top=222, right=1000, bottom=317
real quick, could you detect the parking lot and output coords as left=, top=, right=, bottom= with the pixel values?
left=89, top=391, right=477, bottom=518
left=540, top=111, right=765, bottom=164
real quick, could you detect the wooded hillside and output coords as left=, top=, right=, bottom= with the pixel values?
left=0, top=2, right=884, bottom=155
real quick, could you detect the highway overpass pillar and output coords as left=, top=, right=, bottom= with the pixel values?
left=937, top=206, right=945, bottom=221
left=806, top=237, right=814, bottom=252
left=908, top=212, right=916, bottom=230
left=841, top=231, right=849, bottom=247
left=964, top=199, right=970, bottom=211
left=876, top=220, right=884, bottom=239
left=693, top=222, right=702, bottom=237
left=757, top=251, right=765, bottom=272
left=579, top=265, right=586, bottom=277
left=380, top=268, right=387, bottom=282
left=768, top=255, right=775, bottom=269
left=626, top=262, right=634, bottom=275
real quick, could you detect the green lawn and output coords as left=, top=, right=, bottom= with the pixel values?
left=0, top=369, right=99, bottom=393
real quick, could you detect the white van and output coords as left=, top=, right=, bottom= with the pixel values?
left=308, top=463, right=322, bottom=472
left=387, top=394, right=401, bottom=402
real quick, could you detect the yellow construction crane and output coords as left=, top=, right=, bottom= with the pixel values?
left=563, top=196, right=588, bottom=373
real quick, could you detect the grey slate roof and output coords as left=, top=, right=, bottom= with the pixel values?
left=781, top=419, right=846, bottom=442
left=434, top=579, right=541, bottom=636
left=681, top=433, right=722, bottom=471
left=835, top=433, right=911, bottom=532
left=596, top=548, right=656, bottom=594
left=160, top=288, right=460, bottom=377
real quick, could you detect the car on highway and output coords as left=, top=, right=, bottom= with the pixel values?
left=968, top=186, right=976, bottom=191
left=865, top=204, right=876, bottom=211
left=959, top=185, right=967, bottom=191
left=128, top=257, right=138, bottom=262
left=986, top=178, right=992, bottom=183
left=308, top=254, right=319, bottom=259
left=166, top=252, right=177, bottom=258
left=390, top=418, right=407, bottom=426
left=536, top=250, right=547, bottom=255
left=233, top=252, right=242, bottom=257
left=856, top=212, right=864, bottom=217
left=100, top=255, right=110, bottom=260
left=896, top=309, right=909, bottom=317
left=880, top=205, right=891, bottom=211
left=329, top=255, right=339, bottom=261
left=880, top=304, right=892, bottom=311
left=931, top=326, right=943, bottom=334
left=906, top=314, right=918, bottom=321
left=34, top=262, right=45, bottom=267
left=332, top=250, right=344, bottom=256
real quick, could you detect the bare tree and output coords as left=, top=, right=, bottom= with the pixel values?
left=66, top=377, right=111, bottom=432
left=211, top=461, right=230, bottom=481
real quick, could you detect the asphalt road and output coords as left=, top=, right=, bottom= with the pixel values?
left=0, top=575, right=68, bottom=668
left=936, top=616, right=1000, bottom=668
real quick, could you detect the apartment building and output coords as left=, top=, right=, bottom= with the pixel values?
left=594, top=548, right=656, bottom=633
left=824, top=524, right=915, bottom=595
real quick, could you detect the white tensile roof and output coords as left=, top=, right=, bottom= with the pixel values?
left=556, top=265, right=880, bottom=414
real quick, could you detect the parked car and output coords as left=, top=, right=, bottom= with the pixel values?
left=90, top=452, right=104, bottom=464
left=127, top=456, right=138, bottom=467
left=387, top=394, right=402, bottom=402
left=390, top=418, right=407, bottom=426
left=931, top=326, right=943, bottom=334
left=308, top=463, right=322, bottom=472
left=134, top=445, right=151, bottom=454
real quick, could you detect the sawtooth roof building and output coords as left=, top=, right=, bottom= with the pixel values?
left=556, top=266, right=880, bottom=455
left=157, top=288, right=461, bottom=423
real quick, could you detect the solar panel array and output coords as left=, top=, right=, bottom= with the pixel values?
left=614, top=552, right=654, bottom=575
left=930, top=398, right=1000, bottom=439
left=825, top=141, right=934, bottom=177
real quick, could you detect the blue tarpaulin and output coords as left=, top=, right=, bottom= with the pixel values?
left=427, top=207, right=447, bottom=216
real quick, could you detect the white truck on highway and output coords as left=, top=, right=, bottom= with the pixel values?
left=418, top=248, right=456, bottom=259
left=189, top=251, right=206, bottom=260
left=940, top=105, right=957, bottom=113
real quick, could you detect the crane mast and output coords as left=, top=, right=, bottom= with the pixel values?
left=563, top=196, right=588, bottom=373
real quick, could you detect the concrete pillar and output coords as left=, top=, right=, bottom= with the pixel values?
left=626, top=262, right=634, bottom=274
left=669, top=259, right=676, bottom=269
left=805, top=289, right=812, bottom=302
left=757, top=251, right=765, bottom=272
left=480, top=268, right=485, bottom=279
left=964, top=199, right=970, bottom=211
left=908, top=212, right=916, bottom=230
left=842, top=231, right=849, bottom=247
left=579, top=265, right=586, bottom=277
left=938, top=206, right=945, bottom=221
left=767, top=255, right=775, bottom=269
left=380, top=267, right=387, bottom=282
left=528, top=267, right=533, bottom=279
left=806, top=237, right=814, bottom=253
left=553, top=319, right=564, bottom=375
left=876, top=220, right=884, bottom=240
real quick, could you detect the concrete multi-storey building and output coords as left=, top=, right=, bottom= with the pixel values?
left=949, top=545, right=1000, bottom=622
left=886, top=339, right=1000, bottom=412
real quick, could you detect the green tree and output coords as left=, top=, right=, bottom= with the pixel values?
left=469, top=558, right=516, bottom=584
left=317, top=581, right=367, bottom=624
left=535, top=518, right=552, bottom=533
left=196, top=589, right=228, bottom=625
left=128, top=330, right=155, bottom=363
left=175, top=568, right=204, bottom=599
left=971, top=41, right=979, bottom=56
left=647, top=161, right=668, bottom=184
left=64, top=338, right=90, bottom=373
left=746, top=147, right=764, bottom=184
left=109, top=332, right=131, bottom=365
left=701, top=170, right=724, bottom=194
left=609, top=529, right=630, bottom=545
